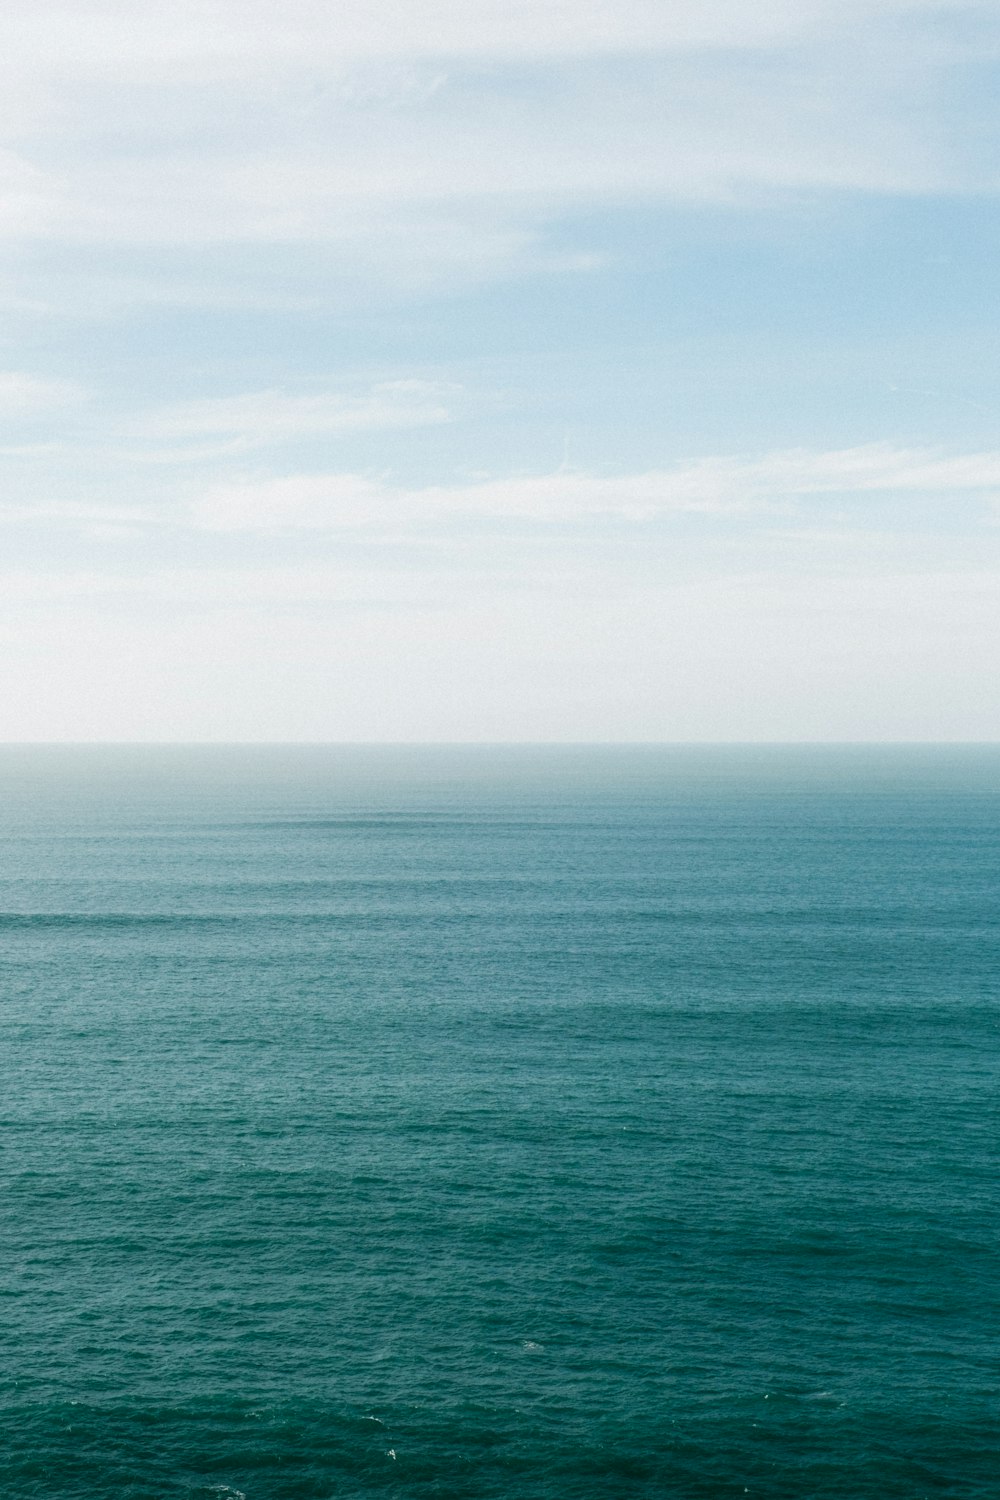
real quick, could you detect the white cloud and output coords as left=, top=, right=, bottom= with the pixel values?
left=2, top=4, right=997, bottom=740
left=189, top=467, right=759, bottom=533
left=2, top=443, right=996, bottom=541
left=3, top=435, right=999, bottom=740
left=0, top=0, right=994, bottom=272
left=132, top=381, right=455, bottom=455
left=0, top=68, right=965, bottom=252
left=0, top=371, right=85, bottom=417
left=2, top=2, right=979, bottom=84
left=0, top=500, right=155, bottom=528
left=189, top=445, right=1000, bottom=534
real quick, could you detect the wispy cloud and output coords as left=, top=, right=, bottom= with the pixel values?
left=0, top=0, right=995, bottom=296
left=2, top=2, right=988, bottom=82
left=3, top=443, right=997, bottom=540
left=188, top=445, right=1000, bottom=534
left=0, top=371, right=86, bottom=418
left=129, top=381, right=456, bottom=458
left=4, top=4, right=1000, bottom=739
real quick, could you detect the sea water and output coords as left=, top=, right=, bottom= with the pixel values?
left=1, top=745, right=997, bottom=1499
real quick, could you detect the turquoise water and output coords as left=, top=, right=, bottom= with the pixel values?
left=2, top=745, right=997, bottom=1499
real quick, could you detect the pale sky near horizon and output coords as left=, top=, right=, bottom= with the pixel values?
left=2, top=0, right=1000, bottom=741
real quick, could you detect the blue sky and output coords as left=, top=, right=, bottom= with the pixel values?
left=2, top=0, right=1000, bottom=739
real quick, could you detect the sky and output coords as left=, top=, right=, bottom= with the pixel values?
left=2, top=0, right=1000, bottom=741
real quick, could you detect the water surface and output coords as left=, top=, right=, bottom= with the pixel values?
left=2, top=746, right=997, bottom=1498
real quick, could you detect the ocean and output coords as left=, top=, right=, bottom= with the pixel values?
left=1, top=745, right=997, bottom=1499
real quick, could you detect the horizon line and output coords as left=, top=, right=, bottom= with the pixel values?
left=1, top=740, right=999, bottom=750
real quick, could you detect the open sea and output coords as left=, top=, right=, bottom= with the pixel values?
left=1, top=745, right=997, bottom=1500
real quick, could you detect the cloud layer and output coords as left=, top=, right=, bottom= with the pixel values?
left=3, top=2, right=1000, bottom=738
left=187, top=446, right=1000, bottom=533
left=1, top=0, right=998, bottom=285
